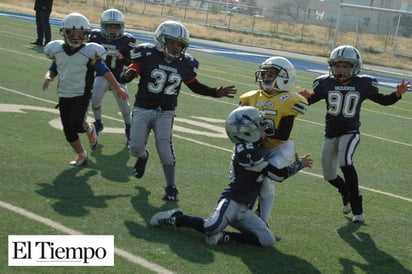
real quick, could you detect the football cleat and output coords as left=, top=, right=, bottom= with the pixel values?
left=31, top=41, right=43, bottom=46
left=86, top=123, right=98, bottom=149
left=69, top=154, right=88, bottom=166
left=205, top=232, right=230, bottom=245
left=341, top=195, right=351, bottom=214
left=149, top=208, right=183, bottom=226
left=162, top=186, right=179, bottom=201
left=205, top=232, right=224, bottom=245
left=134, top=150, right=149, bottom=178
left=352, top=213, right=365, bottom=223
left=343, top=202, right=352, bottom=214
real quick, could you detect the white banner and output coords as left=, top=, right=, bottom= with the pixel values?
left=8, top=235, right=114, bottom=266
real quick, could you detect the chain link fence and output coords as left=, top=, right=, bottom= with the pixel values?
left=85, top=0, right=412, bottom=58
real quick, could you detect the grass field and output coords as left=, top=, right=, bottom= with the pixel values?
left=1, top=13, right=412, bottom=274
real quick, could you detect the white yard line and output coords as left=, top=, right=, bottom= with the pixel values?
left=1, top=67, right=411, bottom=271
left=0, top=200, right=173, bottom=274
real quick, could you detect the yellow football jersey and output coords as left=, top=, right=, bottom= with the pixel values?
left=240, top=89, right=308, bottom=148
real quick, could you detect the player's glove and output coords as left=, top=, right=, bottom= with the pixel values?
left=119, top=68, right=137, bottom=83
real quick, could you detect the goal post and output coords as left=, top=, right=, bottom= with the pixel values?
left=333, top=2, right=412, bottom=55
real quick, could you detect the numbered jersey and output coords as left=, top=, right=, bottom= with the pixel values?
left=44, top=40, right=107, bottom=98
left=239, top=90, right=307, bottom=148
left=220, top=142, right=267, bottom=206
left=130, top=43, right=199, bottom=110
left=310, top=74, right=399, bottom=138
left=89, top=29, right=136, bottom=80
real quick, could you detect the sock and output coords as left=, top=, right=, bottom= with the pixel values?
left=258, top=178, right=275, bottom=223
left=175, top=215, right=205, bottom=233
left=163, top=164, right=176, bottom=187
left=341, top=165, right=359, bottom=198
left=328, top=176, right=350, bottom=199
left=95, top=119, right=103, bottom=127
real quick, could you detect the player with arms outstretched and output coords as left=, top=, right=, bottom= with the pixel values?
left=122, top=20, right=236, bottom=201
left=239, top=57, right=308, bottom=225
left=42, top=13, right=128, bottom=166
left=89, top=9, right=136, bottom=142
left=299, top=45, right=410, bottom=223
left=149, top=106, right=313, bottom=246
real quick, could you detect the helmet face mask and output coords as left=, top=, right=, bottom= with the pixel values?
left=101, top=9, right=125, bottom=39
left=256, top=57, right=296, bottom=92
left=154, top=21, right=190, bottom=62
left=60, top=13, right=90, bottom=48
left=328, top=45, right=362, bottom=83
left=164, top=38, right=185, bottom=61
left=225, top=106, right=268, bottom=144
left=65, top=30, right=88, bottom=48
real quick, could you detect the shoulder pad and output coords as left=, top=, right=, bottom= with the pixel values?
left=181, top=53, right=199, bottom=68
left=123, top=33, right=136, bottom=48
left=291, top=91, right=308, bottom=103
left=312, top=74, right=329, bottom=89
left=358, top=74, right=378, bottom=87
left=44, top=40, right=64, bottom=59
left=314, top=74, right=329, bottom=82
left=132, top=43, right=156, bottom=59
left=235, top=142, right=266, bottom=171
left=240, top=90, right=260, bottom=99
left=291, top=92, right=308, bottom=114
left=89, top=29, right=101, bottom=38
left=123, top=32, right=136, bottom=41
left=90, top=29, right=100, bottom=34
left=83, top=42, right=107, bottom=60
left=138, top=43, right=155, bottom=50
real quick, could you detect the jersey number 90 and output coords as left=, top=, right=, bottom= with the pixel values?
left=327, top=91, right=360, bottom=118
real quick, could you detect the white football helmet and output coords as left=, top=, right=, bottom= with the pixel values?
left=328, top=45, right=362, bottom=82
left=255, top=56, right=296, bottom=92
left=225, top=106, right=267, bottom=144
left=60, top=12, right=90, bottom=48
left=154, top=20, right=190, bottom=61
left=101, top=8, right=125, bottom=39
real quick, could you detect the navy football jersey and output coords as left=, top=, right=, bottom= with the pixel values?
left=89, top=29, right=136, bottom=80
left=130, top=43, right=199, bottom=110
left=310, top=74, right=399, bottom=138
left=220, top=142, right=266, bottom=207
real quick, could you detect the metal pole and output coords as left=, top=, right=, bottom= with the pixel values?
left=392, top=14, right=402, bottom=51
left=332, top=1, right=342, bottom=50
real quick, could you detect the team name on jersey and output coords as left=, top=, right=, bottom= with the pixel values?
left=256, top=101, right=274, bottom=107
left=158, top=64, right=177, bottom=73
left=335, top=86, right=356, bottom=91
left=101, top=44, right=119, bottom=55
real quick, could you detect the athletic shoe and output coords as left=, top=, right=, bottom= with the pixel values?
left=343, top=202, right=351, bottom=214
left=162, top=186, right=179, bottom=201
left=86, top=124, right=98, bottom=149
left=205, top=232, right=224, bottom=245
left=149, top=208, right=183, bottom=226
left=69, top=154, right=88, bottom=166
left=93, top=121, right=104, bottom=135
left=205, top=232, right=230, bottom=245
left=134, top=150, right=149, bottom=178
left=342, top=195, right=351, bottom=214
left=30, top=41, right=42, bottom=46
left=352, top=213, right=365, bottom=223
